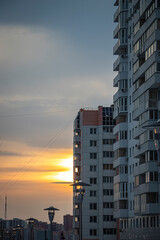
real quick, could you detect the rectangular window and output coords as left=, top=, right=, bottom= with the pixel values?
left=103, top=189, right=113, bottom=196
left=90, top=128, right=97, bottom=134
left=90, top=153, right=97, bottom=159
left=90, top=165, right=97, bottom=172
left=90, top=216, right=97, bottom=223
left=103, top=202, right=114, bottom=208
left=90, top=191, right=97, bottom=197
left=90, top=229, right=97, bottom=236
left=90, top=203, right=97, bottom=210
left=103, top=151, right=114, bottom=158
left=90, top=178, right=97, bottom=184
left=103, top=164, right=113, bottom=170
left=90, top=140, right=97, bottom=147
left=103, top=176, right=113, bottom=183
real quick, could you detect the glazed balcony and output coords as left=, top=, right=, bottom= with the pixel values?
left=134, top=182, right=159, bottom=196
left=113, top=55, right=128, bottom=72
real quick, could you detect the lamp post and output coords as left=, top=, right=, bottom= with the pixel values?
left=26, top=218, right=37, bottom=240
left=71, top=180, right=91, bottom=240
left=44, top=206, right=59, bottom=240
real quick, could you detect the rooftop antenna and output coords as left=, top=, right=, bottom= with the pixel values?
left=4, top=195, right=7, bottom=220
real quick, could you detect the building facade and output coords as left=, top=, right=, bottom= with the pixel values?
left=73, top=106, right=117, bottom=240
left=113, top=0, right=160, bottom=239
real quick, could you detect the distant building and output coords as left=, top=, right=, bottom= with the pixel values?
left=73, top=106, right=117, bottom=240
left=63, top=214, right=73, bottom=231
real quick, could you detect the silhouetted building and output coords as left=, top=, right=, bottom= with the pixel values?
left=63, top=214, right=73, bottom=231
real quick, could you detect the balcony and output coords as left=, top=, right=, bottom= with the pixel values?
left=113, top=106, right=128, bottom=120
left=113, top=24, right=119, bottom=39
left=134, top=9, right=160, bottom=44
left=114, top=7, right=119, bottom=22
left=73, top=134, right=80, bottom=142
left=145, top=203, right=160, bottom=215
left=113, top=122, right=127, bottom=135
left=114, top=191, right=128, bottom=202
left=134, top=140, right=155, bottom=158
left=113, top=40, right=127, bottom=55
left=73, top=221, right=79, bottom=229
left=114, top=173, right=128, bottom=184
left=113, top=89, right=128, bottom=103
left=114, top=0, right=119, bottom=6
left=134, top=182, right=159, bottom=196
left=113, top=157, right=128, bottom=168
left=133, top=50, right=160, bottom=84
left=113, top=71, right=128, bottom=87
left=113, top=139, right=128, bottom=151
left=114, top=209, right=128, bottom=219
left=134, top=161, right=158, bottom=176
left=113, top=55, right=128, bottom=72
left=74, top=159, right=81, bottom=167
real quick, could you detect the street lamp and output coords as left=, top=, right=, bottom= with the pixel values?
left=71, top=180, right=91, bottom=240
left=26, top=218, right=37, bottom=240
left=44, top=206, right=59, bottom=240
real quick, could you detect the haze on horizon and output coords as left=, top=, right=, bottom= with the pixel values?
left=0, top=0, right=116, bottom=223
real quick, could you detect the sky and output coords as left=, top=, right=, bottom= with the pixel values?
left=0, top=0, right=116, bottom=223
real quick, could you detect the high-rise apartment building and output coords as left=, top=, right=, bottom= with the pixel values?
left=73, top=106, right=116, bottom=240
left=113, top=0, right=160, bottom=239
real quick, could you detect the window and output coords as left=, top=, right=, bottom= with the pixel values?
left=90, top=216, right=97, bottom=223
left=103, top=176, right=113, bottom=183
left=90, top=229, right=97, bottom=236
left=103, top=202, right=114, bottom=208
left=103, top=189, right=113, bottom=196
left=90, top=191, right=96, bottom=197
left=103, top=139, right=116, bottom=145
left=103, top=126, right=113, bottom=132
left=103, top=228, right=116, bottom=235
left=90, top=153, right=97, bottom=159
left=90, top=203, right=97, bottom=210
left=103, top=215, right=115, bottom=222
left=103, top=164, right=113, bottom=170
left=90, top=128, right=97, bottom=134
left=90, top=178, right=97, bottom=184
left=103, top=151, right=114, bottom=158
left=90, top=165, right=97, bottom=172
left=90, top=140, right=97, bottom=147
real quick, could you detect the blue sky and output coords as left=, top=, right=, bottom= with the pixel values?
left=0, top=0, right=116, bottom=222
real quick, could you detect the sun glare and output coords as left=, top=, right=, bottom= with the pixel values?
left=55, top=157, right=73, bottom=182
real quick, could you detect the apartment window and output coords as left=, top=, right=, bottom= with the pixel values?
left=90, top=203, right=97, bottom=210
left=103, top=139, right=116, bottom=145
left=103, top=151, right=114, bottom=158
left=90, top=140, right=97, bottom=147
left=103, top=215, right=114, bottom=222
left=103, top=164, right=113, bottom=170
left=103, top=202, right=114, bottom=208
left=103, top=126, right=113, bottom=132
left=103, top=189, right=113, bottom=196
left=90, top=216, right=97, bottom=223
left=90, top=178, right=97, bottom=185
left=90, top=128, right=97, bottom=134
left=103, top=176, right=113, bottom=183
left=90, top=229, right=97, bottom=236
left=90, top=153, right=97, bottom=159
left=90, top=165, right=97, bottom=172
left=103, top=228, right=116, bottom=235
left=145, top=41, right=156, bottom=60
left=146, top=171, right=158, bottom=182
left=90, top=191, right=96, bottom=197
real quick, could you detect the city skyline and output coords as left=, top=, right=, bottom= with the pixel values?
left=0, top=1, right=115, bottom=223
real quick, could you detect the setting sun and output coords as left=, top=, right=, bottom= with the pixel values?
left=55, top=158, right=73, bottom=182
